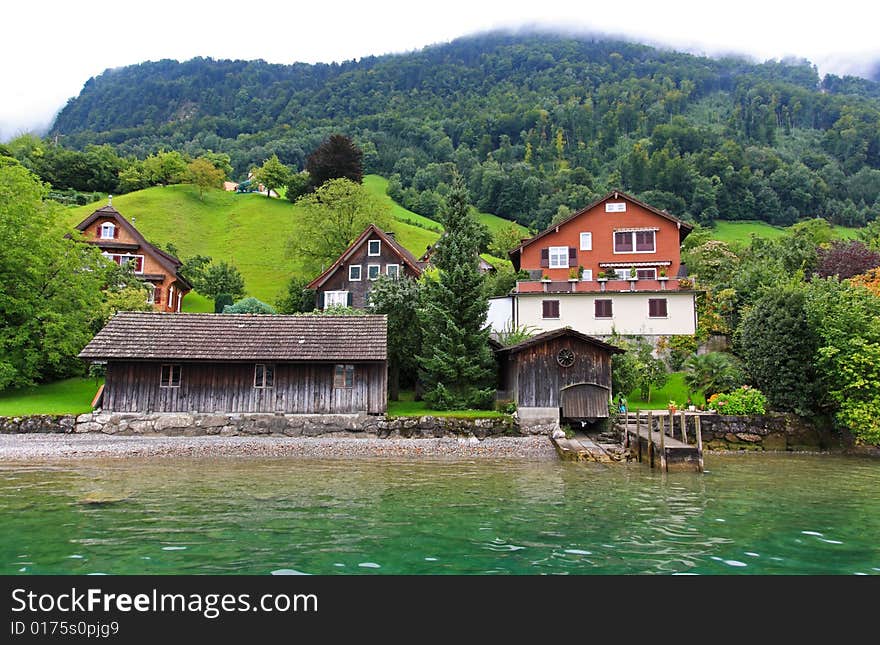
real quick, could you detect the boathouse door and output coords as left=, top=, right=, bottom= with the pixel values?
left=559, top=382, right=610, bottom=419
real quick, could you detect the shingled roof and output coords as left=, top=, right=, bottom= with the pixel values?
left=79, top=312, right=387, bottom=362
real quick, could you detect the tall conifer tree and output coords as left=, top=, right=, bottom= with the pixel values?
left=418, top=172, right=495, bottom=409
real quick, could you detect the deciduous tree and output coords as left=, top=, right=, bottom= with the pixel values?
left=197, top=261, right=246, bottom=302
left=187, top=157, right=225, bottom=200
left=288, top=178, right=391, bottom=275
left=368, top=276, right=422, bottom=400
left=252, top=154, right=291, bottom=198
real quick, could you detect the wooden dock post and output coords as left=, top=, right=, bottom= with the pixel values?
left=647, top=411, right=653, bottom=467
left=660, top=411, right=667, bottom=472
left=680, top=411, right=687, bottom=444
left=695, top=415, right=704, bottom=473
left=624, top=409, right=630, bottom=449
left=635, top=411, right=642, bottom=462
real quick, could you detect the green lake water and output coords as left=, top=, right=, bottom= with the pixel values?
left=1, top=453, right=878, bottom=575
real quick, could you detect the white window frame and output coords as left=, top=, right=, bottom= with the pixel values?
left=368, top=240, right=381, bottom=256
left=145, top=283, right=156, bottom=304
left=348, top=265, right=362, bottom=281
left=579, top=232, right=592, bottom=251
left=613, top=269, right=630, bottom=280
left=367, top=264, right=381, bottom=281
left=254, top=363, right=274, bottom=388
left=324, top=290, right=349, bottom=309
left=103, top=252, right=145, bottom=274
left=548, top=246, right=569, bottom=269
left=580, top=269, right=593, bottom=282
left=99, top=223, right=116, bottom=239
left=386, top=264, right=400, bottom=279
left=613, top=230, right=656, bottom=254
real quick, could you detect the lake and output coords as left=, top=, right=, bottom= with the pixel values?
left=1, top=453, right=878, bottom=574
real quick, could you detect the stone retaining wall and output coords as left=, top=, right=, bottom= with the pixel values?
left=0, top=415, right=76, bottom=434
left=0, top=411, right=536, bottom=438
left=621, top=412, right=838, bottom=451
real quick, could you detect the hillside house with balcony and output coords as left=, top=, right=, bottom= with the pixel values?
left=75, top=202, right=191, bottom=312
left=490, top=190, right=697, bottom=340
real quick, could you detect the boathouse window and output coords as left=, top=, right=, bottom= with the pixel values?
left=542, top=300, right=560, bottom=319
left=254, top=364, right=274, bottom=388
left=349, top=265, right=362, bottom=281
left=99, top=223, right=116, bottom=239
left=368, top=240, right=381, bottom=256
left=160, top=364, right=181, bottom=388
left=595, top=299, right=613, bottom=318
left=648, top=298, right=668, bottom=318
left=334, top=364, right=354, bottom=389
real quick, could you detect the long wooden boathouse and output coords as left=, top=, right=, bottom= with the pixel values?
left=79, top=312, right=388, bottom=415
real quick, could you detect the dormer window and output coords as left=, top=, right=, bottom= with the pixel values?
left=368, top=240, right=381, bottom=256
left=100, top=223, right=116, bottom=239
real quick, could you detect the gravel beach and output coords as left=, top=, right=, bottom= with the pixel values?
left=0, top=434, right=557, bottom=461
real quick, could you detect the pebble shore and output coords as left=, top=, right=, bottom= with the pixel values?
left=0, top=434, right=557, bottom=461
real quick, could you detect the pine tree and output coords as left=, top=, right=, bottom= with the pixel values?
left=418, top=173, right=496, bottom=409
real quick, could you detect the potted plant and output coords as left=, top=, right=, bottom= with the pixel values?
left=629, top=266, right=637, bottom=279
left=540, top=272, right=551, bottom=282
left=568, top=267, right=580, bottom=281
left=667, top=400, right=678, bottom=414
left=596, top=271, right=608, bottom=281
left=658, top=268, right=668, bottom=280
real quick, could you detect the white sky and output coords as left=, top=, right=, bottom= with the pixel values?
left=2, top=0, right=879, bottom=141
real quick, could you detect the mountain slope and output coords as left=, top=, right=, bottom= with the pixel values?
left=51, top=31, right=880, bottom=232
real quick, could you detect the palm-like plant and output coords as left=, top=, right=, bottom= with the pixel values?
left=683, top=352, right=744, bottom=399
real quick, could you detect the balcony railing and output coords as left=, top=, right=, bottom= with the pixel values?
left=515, top=278, right=693, bottom=294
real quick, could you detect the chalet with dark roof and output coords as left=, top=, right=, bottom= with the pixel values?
left=79, top=312, right=388, bottom=414
left=307, top=224, right=424, bottom=309
left=75, top=202, right=191, bottom=312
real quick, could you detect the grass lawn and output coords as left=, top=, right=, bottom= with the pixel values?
left=624, top=372, right=706, bottom=411
left=709, top=219, right=861, bottom=246
left=181, top=291, right=215, bottom=313
left=387, top=391, right=506, bottom=418
left=0, top=378, right=102, bottom=416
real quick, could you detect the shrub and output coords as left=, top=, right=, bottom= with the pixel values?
left=222, top=297, right=276, bottom=314
left=708, top=386, right=767, bottom=415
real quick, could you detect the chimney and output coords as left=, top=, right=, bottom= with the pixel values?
left=385, top=231, right=396, bottom=240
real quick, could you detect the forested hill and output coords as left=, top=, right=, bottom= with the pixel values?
left=51, top=32, right=880, bottom=230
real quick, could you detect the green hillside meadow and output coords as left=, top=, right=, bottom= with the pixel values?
left=67, top=178, right=858, bottom=311
left=65, top=176, right=526, bottom=309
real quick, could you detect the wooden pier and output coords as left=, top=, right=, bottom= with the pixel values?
left=622, top=410, right=704, bottom=473
left=551, top=432, right=616, bottom=463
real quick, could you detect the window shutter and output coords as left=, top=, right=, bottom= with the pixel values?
left=347, top=291, right=353, bottom=306
left=540, top=248, right=549, bottom=268
left=318, top=291, right=325, bottom=309
left=568, top=247, right=577, bottom=265
left=154, top=286, right=162, bottom=304
left=113, top=225, right=118, bottom=239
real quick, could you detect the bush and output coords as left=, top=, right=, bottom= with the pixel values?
left=222, top=297, right=276, bottom=314
left=213, top=293, right=233, bottom=313
left=707, top=386, right=767, bottom=415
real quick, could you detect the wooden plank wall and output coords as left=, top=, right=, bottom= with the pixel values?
left=103, top=361, right=387, bottom=414
left=514, top=338, right=611, bottom=408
